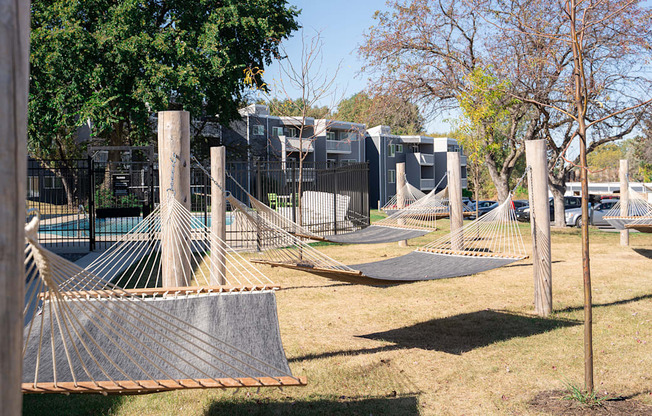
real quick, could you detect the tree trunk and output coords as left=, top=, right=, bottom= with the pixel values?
left=484, top=153, right=511, bottom=202
left=569, top=0, right=593, bottom=392
left=550, top=182, right=566, bottom=227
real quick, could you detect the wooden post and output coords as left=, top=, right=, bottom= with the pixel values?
left=0, top=1, right=29, bottom=413
left=447, top=152, right=464, bottom=250
left=158, top=111, right=191, bottom=287
left=396, top=162, right=408, bottom=247
left=620, top=159, right=629, bottom=246
left=211, top=146, right=227, bottom=284
left=525, top=139, right=553, bottom=316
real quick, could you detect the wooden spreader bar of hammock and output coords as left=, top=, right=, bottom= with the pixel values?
left=250, top=259, right=363, bottom=277
left=604, top=215, right=649, bottom=219
left=23, top=376, right=308, bottom=394
left=290, top=232, right=330, bottom=242
left=625, top=223, right=652, bottom=233
left=416, top=247, right=528, bottom=260
left=39, top=285, right=281, bottom=300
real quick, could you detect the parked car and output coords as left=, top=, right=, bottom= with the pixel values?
left=515, top=196, right=582, bottom=222
left=565, top=199, right=618, bottom=227
left=512, top=199, right=529, bottom=210
left=467, top=200, right=497, bottom=219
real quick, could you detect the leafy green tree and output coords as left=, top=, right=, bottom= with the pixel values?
left=335, top=92, right=423, bottom=135
left=455, top=68, right=526, bottom=202
left=29, top=0, right=299, bottom=161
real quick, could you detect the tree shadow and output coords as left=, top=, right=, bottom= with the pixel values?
left=555, top=293, right=652, bottom=313
left=502, top=260, right=564, bottom=268
left=632, top=248, right=652, bottom=259
left=23, top=394, right=125, bottom=416
left=291, top=310, right=579, bottom=362
left=204, top=394, right=419, bottom=416
left=359, top=310, right=579, bottom=355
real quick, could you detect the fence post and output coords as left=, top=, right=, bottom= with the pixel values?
left=397, top=162, right=408, bottom=247
left=0, top=0, right=29, bottom=412
left=447, top=152, right=464, bottom=250
left=158, top=110, right=191, bottom=288
left=88, top=156, right=96, bottom=251
left=526, top=139, right=553, bottom=317
left=333, top=167, right=339, bottom=234
left=291, top=161, right=297, bottom=224
left=256, top=160, right=262, bottom=201
left=210, top=146, right=227, bottom=284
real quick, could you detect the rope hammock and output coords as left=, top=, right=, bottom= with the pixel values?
left=603, top=182, right=652, bottom=229
left=195, top=162, right=528, bottom=284
left=22, top=198, right=306, bottom=394
left=380, top=175, right=427, bottom=214
left=352, top=192, right=528, bottom=281
left=222, top=170, right=436, bottom=245
left=624, top=209, right=652, bottom=233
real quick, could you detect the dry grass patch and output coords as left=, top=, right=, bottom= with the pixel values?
left=24, top=224, right=652, bottom=415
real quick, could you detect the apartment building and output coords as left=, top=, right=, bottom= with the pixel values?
left=365, top=125, right=467, bottom=208
left=222, top=104, right=366, bottom=164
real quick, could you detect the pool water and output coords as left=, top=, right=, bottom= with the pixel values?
left=40, top=215, right=234, bottom=237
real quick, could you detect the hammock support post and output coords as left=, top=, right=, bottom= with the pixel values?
left=1, top=1, right=28, bottom=412
left=525, top=140, right=552, bottom=316
left=158, top=111, right=192, bottom=287
left=211, top=146, right=227, bottom=284
left=620, top=159, right=629, bottom=246
left=447, top=152, right=464, bottom=250
left=397, top=162, right=408, bottom=247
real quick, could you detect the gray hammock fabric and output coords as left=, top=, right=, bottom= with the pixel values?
left=324, top=225, right=430, bottom=244
left=351, top=251, right=520, bottom=282
left=605, top=217, right=639, bottom=230
left=23, top=292, right=291, bottom=383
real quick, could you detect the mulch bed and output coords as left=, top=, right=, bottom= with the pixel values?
left=530, top=390, right=652, bottom=415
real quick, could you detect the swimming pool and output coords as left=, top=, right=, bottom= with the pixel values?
left=39, top=215, right=234, bottom=237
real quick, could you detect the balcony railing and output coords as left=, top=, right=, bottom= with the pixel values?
left=283, top=136, right=314, bottom=153
left=326, top=140, right=352, bottom=153
left=420, top=178, right=435, bottom=189
left=415, top=152, right=434, bottom=166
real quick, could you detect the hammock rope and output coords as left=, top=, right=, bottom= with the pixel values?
left=23, top=197, right=306, bottom=394
left=380, top=174, right=427, bottom=213
left=194, top=162, right=528, bottom=283
left=603, top=178, right=652, bottom=229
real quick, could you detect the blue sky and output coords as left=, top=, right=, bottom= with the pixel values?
left=263, top=1, right=453, bottom=133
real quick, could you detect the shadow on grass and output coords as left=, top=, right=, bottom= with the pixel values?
left=555, top=293, right=652, bottom=313
left=291, top=310, right=579, bottom=362
left=632, top=248, right=652, bottom=259
left=204, top=395, right=419, bottom=416
left=502, top=260, right=564, bottom=268
left=23, top=394, right=125, bottom=416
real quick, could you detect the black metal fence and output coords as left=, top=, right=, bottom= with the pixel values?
left=27, top=158, right=369, bottom=252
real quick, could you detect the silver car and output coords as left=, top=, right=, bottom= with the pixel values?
left=565, top=199, right=618, bottom=227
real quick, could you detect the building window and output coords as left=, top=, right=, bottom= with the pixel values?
left=447, top=144, right=459, bottom=152
left=327, top=131, right=336, bottom=141
left=387, top=143, right=396, bottom=158
left=342, top=159, right=357, bottom=165
left=461, top=166, right=467, bottom=179
left=252, top=125, right=265, bottom=136
left=271, top=126, right=284, bottom=136
left=284, top=127, right=297, bottom=137
left=44, top=176, right=63, bottom=189
left=396, top=144, right=403, bottom=153
left=339, top=131, right=351, bottom=141
left=28, top=176, right=40, bottom=198
left=388, top=169, right=396, bottom=184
